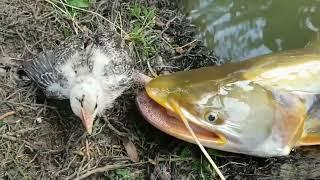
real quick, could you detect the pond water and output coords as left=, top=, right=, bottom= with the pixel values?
left=179, top=0, right=320, bottom=62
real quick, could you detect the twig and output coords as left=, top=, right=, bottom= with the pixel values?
left=54, top=156, right=77, bottom=177
left=16, top=30, right=35, bottom=56
left=5, top=127, right=40, bottom=136
left=74, top=157, right=192, bottom=179
left=1, top=100, right=56, bottom=110
left=147, top=60, right=158, bottom=77
left=85, top=139, right=90, bottom=159
left=102, top=115, right=126, bottom=137
left=148, top=157, right=192, bottom=165
left=5, top=57, right=26, bottom=61
left=176, top=39, right=198, bottom=49
left=117, top=11, right=124, bottom=38
left=169, top=100, right=226, bottom=180
left=0, top=111, right=16, bottom=120
left=0, top=134, right=36, bottom=151
left=219, top=161, right=248, bottom=169
left=160, top=16, right=178, bottom=36
left=73, top=162, right=146, bottom=180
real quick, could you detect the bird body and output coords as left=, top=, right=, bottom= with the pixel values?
left=23, top=33, right=133, bottom=134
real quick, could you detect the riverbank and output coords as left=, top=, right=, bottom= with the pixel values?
left=1, top=0, right=319, bottom=179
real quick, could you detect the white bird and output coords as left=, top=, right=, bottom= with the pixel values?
left=23, top=33, right=134, bottom=134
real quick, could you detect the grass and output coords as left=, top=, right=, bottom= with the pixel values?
left=128, top=4, right=157, bottom=59
left=179, top=146, right=217, bottom=179
left=0, top=121, right=5, bottom=128
left=64, top=0, right=91, bottom=17
left=48, top=2, right=159, bottom=65
left=105, top=169, right=143, bottom=180
left=49, top=0, right=92, bottom=24
left=66, top=0, right=91, bottom=8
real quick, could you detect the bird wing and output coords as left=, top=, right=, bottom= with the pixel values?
left=91, top=32, right=134, bottom=79
left=23, top=49, right=74, bottom=99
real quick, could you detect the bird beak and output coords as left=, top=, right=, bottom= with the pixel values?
left=80, top=108, right=94, bottom=134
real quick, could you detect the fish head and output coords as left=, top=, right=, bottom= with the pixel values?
left=137, top=69, right=306, bottom=156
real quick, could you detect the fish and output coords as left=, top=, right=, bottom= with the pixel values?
left=136, top=47, right=320, bottom=157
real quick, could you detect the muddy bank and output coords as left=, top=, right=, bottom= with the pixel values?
left=1, top=0, right=319, bottom=179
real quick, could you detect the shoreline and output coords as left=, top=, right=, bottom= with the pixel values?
left=1, top=0, right=317, bottom=179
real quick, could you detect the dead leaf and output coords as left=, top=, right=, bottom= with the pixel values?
left=122, top=138, right=139, bottom=162
left=175, top=47, right=185, bottom=54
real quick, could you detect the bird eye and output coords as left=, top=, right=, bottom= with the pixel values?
left=205, top=112, right=218, bottom=122
left=94, top=103, right=98, bottom=110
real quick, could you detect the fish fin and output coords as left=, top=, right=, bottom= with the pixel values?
left=271, top=91, right=306, bottom=151
left=298, top=101, right=320, bottom=146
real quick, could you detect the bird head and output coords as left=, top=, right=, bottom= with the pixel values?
left=69, top=77, right=104, bottom=134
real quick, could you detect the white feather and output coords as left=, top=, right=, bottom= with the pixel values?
left=67, top=42, right=132, bottom=122
left=92, top=48, right=112, bottom=76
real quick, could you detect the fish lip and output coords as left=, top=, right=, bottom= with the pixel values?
left=136, top=90, right=223, bottom=145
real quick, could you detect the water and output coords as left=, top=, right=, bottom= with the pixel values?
left=180, top=0, right=320, bottom=62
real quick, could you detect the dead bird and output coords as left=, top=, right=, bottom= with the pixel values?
left=23, top=33, right=134, bottom=134
left=136, top=47, right=320, bottom=157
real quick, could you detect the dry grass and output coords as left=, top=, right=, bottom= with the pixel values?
left=1, top=0, right=320, bottom=179
left=0, top=0, right=219, bottom=179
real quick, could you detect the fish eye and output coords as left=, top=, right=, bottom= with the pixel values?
left=205, top=112, right=218, bottom=122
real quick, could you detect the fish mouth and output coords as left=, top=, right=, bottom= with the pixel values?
left=136, top=91, right=224, bottom=145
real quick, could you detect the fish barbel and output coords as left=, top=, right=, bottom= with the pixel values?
left=136, top=47, right=320, bottom=157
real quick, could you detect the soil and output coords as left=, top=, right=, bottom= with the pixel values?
left=1, top=0, right=320, bottom=179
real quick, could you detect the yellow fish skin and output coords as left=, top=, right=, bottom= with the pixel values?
left=136, top=48, right=320, bottom=157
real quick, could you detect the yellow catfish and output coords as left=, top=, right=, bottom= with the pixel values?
left=136, top=47, right=320, bottom=157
